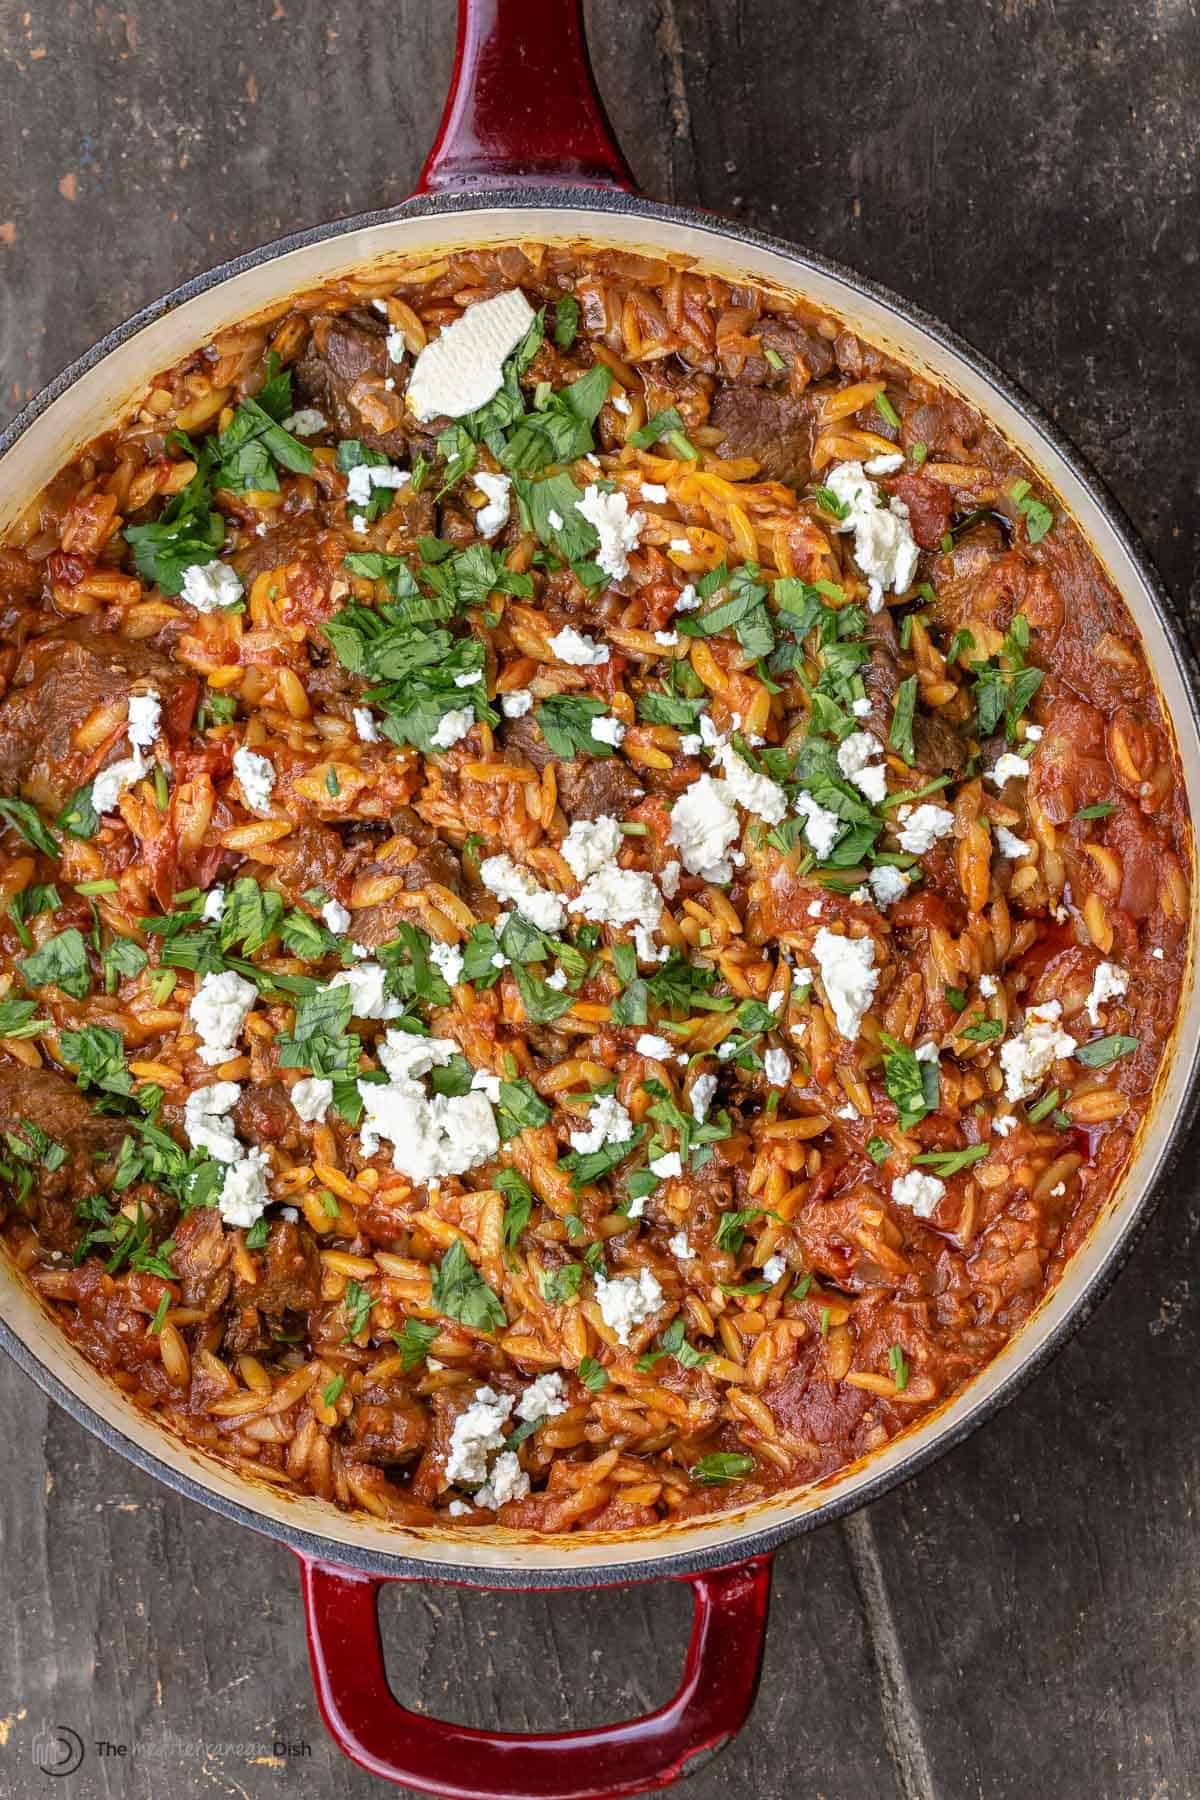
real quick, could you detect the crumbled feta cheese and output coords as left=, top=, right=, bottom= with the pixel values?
left=654, top=629, right=679, bottom=647
left=470, top=1068, right=502, bottom=1102
left=891, top=1169, right=946, bottom=1218
left=636, top=1033, right=674, bottom=1061
left=851, top=696, right=873, bottom=718
left=576, top=484, right=645, bottom=581
left=836, top=730, right=880, bottom=781
left=547, top=509, right=564, bottom=530
left=594, top=1268, right=663, bottom=1345
left=127, top=689, right=161, bottom=754
left=455, top=670, right=484, bottom=688
left=863, top=451, right=906, bottom=475
left=569, top=1094, right=633, bottom=1155
left=649, top=1151, right=683, bottom=1179
left=218, top=1148, right=272, bottom=1230
left=1152, top=946, right=1165, bottom=961
left=428, top=707, right=475, bottom=751
left=475, top=1450, right=530, bottom=1510
left=611, top=390, right=632, bottom=415
left=763, top=1048, right=791, bottom=1087
left=345, top=462, right=411, bottom=508
left=1050, top=1181, right=1067, bottom=1198
left=384, top=323, right=406, bottom=361
left=792, top=965, right=815, bottom=986
left=979, top=974, right=998, bottom=998
left=322, top=898, right=352, bottom=936
left=995, top=825, right=1032, bottom=859
left=281, top=407, right=328, bottom=436
left=500, top=688, right=533, bottom=718
left=446, top=1500, right=471, bottom=1517
left=328, top=960, right=403, bottom=1021
left=762, top=1254, right=787, bottom=1283
left=181, top=559, right=244, bottom=613
left=812, top=928, right=879, bottom=1041
left=675, top=583, right=701, bottom=612
left=625, top=1193, right=647, bottom=1220
left=547, top=625, right=610, bottom=667
left=571, top=867, right=663, bottom=941
left=183, top=1081, right=242, bottom=1164
left=376, top=1031, right=458, bottom=1083
left=659, top=860, right=681, bottom=899
left=999, top=1001, right=1077, bottom=1101
left=406, top=289, right=536, bottom=422
left=91, top=754, right=147, bottom=814
left=767, top=989, right=785, bottom=1012
left=807, top=901, right=823, bottom=919
left=795, top=789, right=842, bottom=860
left=516, top=1372, right=567, bottom=1422
left=430, top=940, right=465, bottom=986
left=1024, top=724, right=1043, bottom=742
left=868, top=864, right=910, bottom=909
left=353, top=706, right=380, bottom=742
left=1085, top=960, right=1129, bottom=1026
left=232, top=746, right=276, bottom=813
left=990, top=753, right=1032, bottom=786
left=669, top=537, right=691, bottom=554
left=850, top=885, right=870, bottom=905
left=688, top=1072, right=718, bottom=1125
left=189, top=969, right=257, bottom=1066
left=836, top=1103, right=859, bottom=1120
left=992, top=1113, right=1017, bottom=1137
left=474, top=470, right=512, bottom=538
left=202, top=886, right=226, bottom=923
left=359, top=1079, right=499, bottom=1182
left=641, top=482, right=668, bottom=503
left=480, top=853, right=566, bottom=933
left=669, top=775, right=740, bottom=882
left=719, top=745, right=788, bottom=824
left=680, top=734, right=703, bottom=756
left=824, top=460, right=919, bottom=611
left=445, top=1387, right=515, bottom=1485
left=561, top=814, right=623, bottom=882
left=291, top=1076, right=333, bottom=1124
left=896, top=803, right=955, bottom=855
left=668, top=1231, right=694, bottom=1260
left=590, top=714, right=626, bottom=748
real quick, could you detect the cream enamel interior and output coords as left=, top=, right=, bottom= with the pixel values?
left=1, top=199, right=1196, bottom=1577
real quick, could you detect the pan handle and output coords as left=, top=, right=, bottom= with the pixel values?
left=297, top=1551, right=772, bottom=1798
left=415, top=0, right=635, bottom=195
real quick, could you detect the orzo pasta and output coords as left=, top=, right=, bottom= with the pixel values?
left=0, top=242, right=1188, bottom=1531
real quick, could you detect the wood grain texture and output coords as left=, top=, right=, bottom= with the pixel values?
left=1, top=2, right=1198, bottom=1796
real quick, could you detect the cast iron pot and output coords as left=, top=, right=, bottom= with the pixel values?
left=0, top=2, right=1197, bottom=1794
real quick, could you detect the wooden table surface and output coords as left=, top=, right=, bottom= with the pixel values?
left=1, top=4, right=1197, bottom=1796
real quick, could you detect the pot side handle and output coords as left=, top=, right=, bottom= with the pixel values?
left=297, top=1551, right=773, bottom=1799
left=415, top=0, right=635, bottom=195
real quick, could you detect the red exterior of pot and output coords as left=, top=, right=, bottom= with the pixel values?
left=298, top=1553, right=773, bottom=1798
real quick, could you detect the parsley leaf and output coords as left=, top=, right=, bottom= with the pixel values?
left=535, top=693, right=613, bottom=759
left=912, top=1142, right=990, bottom=1176
left=431, top=1240, right=507, bottom=1332
left=394, top=1317, right=440, bottom=1371
left=18, top=928, right=91, bottom=1000
left=1074, top=1034, right=1138, bottom=1068
left=0, top=797, right=60, bottom=859
left=689, top=1452, right=755, bottom=1486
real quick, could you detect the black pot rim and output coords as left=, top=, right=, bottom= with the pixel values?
left=2, top=185, right=1198, bottom=1590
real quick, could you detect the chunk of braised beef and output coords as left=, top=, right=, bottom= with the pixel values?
left=0, top=627, right=198, bottom=812
left=254, top=1218, right=323, bottom=1316
left=232, top=1085, right=296, bottom=1146
left=861, top=609, right=965, bottom=776
left=0, top=1066, right=125, bottom=1250
left=555, top=756, right=645, bottom=822
left=341, top=1391, right=430, bottom=1466
left=709, top=385, right=813, bottom=488
left=885, top=473, right=954, bottom=550
left=294, top=311, right=417, bottom=460
left=171, top=1207, right=235, bottom=1315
